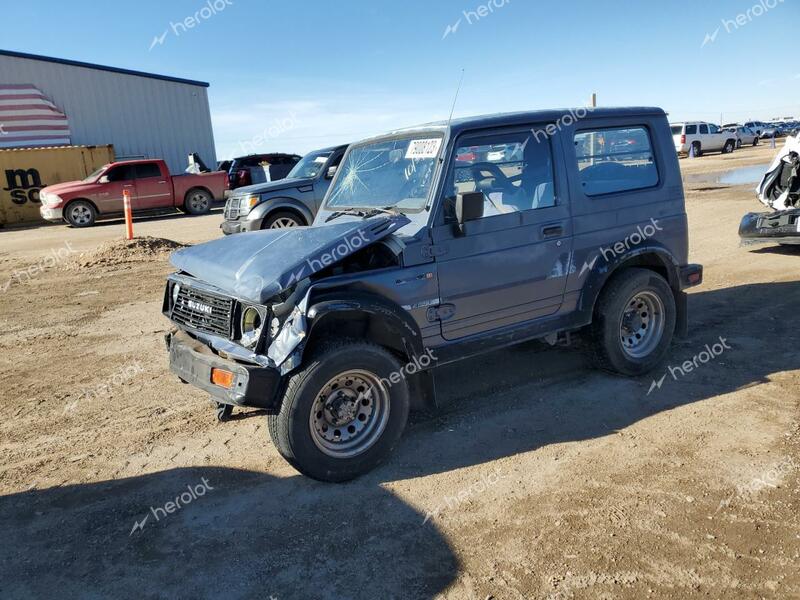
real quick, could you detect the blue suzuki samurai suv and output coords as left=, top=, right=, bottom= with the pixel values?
left=164, top=107, right=703, bottom=481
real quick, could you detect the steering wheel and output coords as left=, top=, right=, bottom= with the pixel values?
left=469, top=162, right=517, bottom=195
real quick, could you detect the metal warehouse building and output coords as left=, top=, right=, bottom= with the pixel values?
left=0, top=49, right=216, bottom=173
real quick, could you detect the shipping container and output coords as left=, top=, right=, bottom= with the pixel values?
left=0, top=144, right=114, bottom=225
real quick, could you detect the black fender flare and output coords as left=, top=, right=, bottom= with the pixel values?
left=304, top=291, right=437, bottom=412
left=578, top=244, right=688, bottom=336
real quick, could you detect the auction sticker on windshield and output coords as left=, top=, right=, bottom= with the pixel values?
left=405, top=138, right=442, bottom=160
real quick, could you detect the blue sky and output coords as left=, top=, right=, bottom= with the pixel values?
left=3, top=0, right=799, bottom=159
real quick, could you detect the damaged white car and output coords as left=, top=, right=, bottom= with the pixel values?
left=739, top=135, right=800, bottom=245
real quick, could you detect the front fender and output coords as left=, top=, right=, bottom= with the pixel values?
left=249, top=197, right=313, bottom=225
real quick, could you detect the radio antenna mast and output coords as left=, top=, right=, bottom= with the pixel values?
left=447, top=69, right=465, bottom=127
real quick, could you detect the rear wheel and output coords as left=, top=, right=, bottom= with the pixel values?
left=65, top=200, right=96, bottom=228
left=753, top=137, right=760, bottom=146
left=589, top=268, right=676, bottom=376
left=691, top=142, right=702, bottom=157
left=263, top=210, right=304, bottom=229
left=267, top=340, right=410, bottom=482
left=183, top=189, right=212, bottom=215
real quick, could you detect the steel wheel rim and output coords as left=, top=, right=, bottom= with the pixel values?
left=619, top=290, right=665, bottom=359
left=189, top=193, right=209, bottom=212
left=309, top=369, right=390, bottom=458
left=270, top=217, right=299, bottom=229
left=70, top=205, right=91, bottom=225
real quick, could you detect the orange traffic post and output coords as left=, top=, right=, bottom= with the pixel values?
left=123, top=189, right=134, bottom=240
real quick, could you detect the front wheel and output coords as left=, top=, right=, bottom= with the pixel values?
left=263, top=210, right=304, bottom=229
left=65, top=200, right=97, bottom=228
left=267, top=340, right=410, bottom=482
left=736, top=139, right=742, bottom=149
left=589, top=268, right=676, bottom=376
left=183, top=189, right=213, bottom=215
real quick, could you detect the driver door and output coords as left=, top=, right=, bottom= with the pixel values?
left=430, top=126, right=573, bottom=341
left=95, top=164, right=136, bottom=213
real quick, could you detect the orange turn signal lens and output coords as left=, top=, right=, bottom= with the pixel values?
left=211, top=368, right=235, bottom=389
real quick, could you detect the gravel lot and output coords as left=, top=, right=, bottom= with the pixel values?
left=0, top=143, right=797, bottom=599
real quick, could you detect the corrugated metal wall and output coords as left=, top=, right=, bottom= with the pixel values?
left=0, top=54, right=216, bottom=174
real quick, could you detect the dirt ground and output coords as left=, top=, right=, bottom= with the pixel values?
left=0, top=144, right=798, bottom=600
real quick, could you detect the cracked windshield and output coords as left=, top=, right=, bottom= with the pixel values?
left=326, top=135, right=442, bottom=211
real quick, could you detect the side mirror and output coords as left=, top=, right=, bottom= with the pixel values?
left=455, top=191, right=484, bottom=234
left=98, top=175, right=110, bottom=184
left=325, top=165, right=338, bottom=179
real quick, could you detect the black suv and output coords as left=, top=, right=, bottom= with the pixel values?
left=223, top=153, right=302, bottom=191
left=164, top=107, right=703, bottom=482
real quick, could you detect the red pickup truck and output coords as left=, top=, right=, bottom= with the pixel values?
left=39, top=159, right=228, bottom=227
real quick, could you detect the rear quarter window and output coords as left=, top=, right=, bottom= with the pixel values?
left=573, top=126, right=659, bottom=196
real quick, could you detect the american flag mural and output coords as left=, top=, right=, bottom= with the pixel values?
left=0, top=84, right=71, bottom=148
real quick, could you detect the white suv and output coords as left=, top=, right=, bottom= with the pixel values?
left=671, top=122, right=737, bottom=157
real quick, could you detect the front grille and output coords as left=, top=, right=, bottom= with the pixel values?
left=171, top=286, right=233, bottom=338
left=224, top=197, right=242, bottom=220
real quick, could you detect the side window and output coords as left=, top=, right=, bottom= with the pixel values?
left=573, top=126, right=659, bottom=196
left=105, top=165, right=136, bottom=182
left=699, top=124, right=709, bottom=134
left=135, top=163, right=162, bottom=179
left=708, top=124, right=719, bottom=134
left=685, top=124, right=697, bottom=135
left=444, top=129, right=555, bottom=222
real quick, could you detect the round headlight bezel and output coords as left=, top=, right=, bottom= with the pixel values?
left=240, top=306, right=264, bottom=348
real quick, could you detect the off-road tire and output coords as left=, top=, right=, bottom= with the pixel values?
left=64, top=200, right=97, bottom=228
left=267, top=340, right=410, bottom=482
left=589, top=268, right=676, bottom=376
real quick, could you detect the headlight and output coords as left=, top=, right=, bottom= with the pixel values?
left=171, top=283, right=181, bottom=306
left=40, top=192, right=62, bottom=207
left=239, top=194, right=261, bottom=216
left=240, top=306, right=264, bottom=348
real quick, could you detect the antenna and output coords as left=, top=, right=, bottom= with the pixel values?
left=447, top=69, right=465, bottom=127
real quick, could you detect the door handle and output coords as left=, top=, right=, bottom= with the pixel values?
left=541, top=224, right=563, bottom=238
left=122, top=184, right=134, bottom=188
left=157, top=181, right=167, bottom=184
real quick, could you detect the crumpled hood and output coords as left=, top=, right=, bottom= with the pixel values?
left=170, top=215, right=410, bottom=304
left=231, top=176, right=314, bottom=197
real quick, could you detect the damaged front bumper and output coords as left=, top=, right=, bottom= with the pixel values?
left=739, top=209, right=800, bottom=245
left=167, top=329, right=283, bottom=409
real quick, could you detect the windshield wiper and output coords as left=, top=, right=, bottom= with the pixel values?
left=325, top=206, right=399, bottom=223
